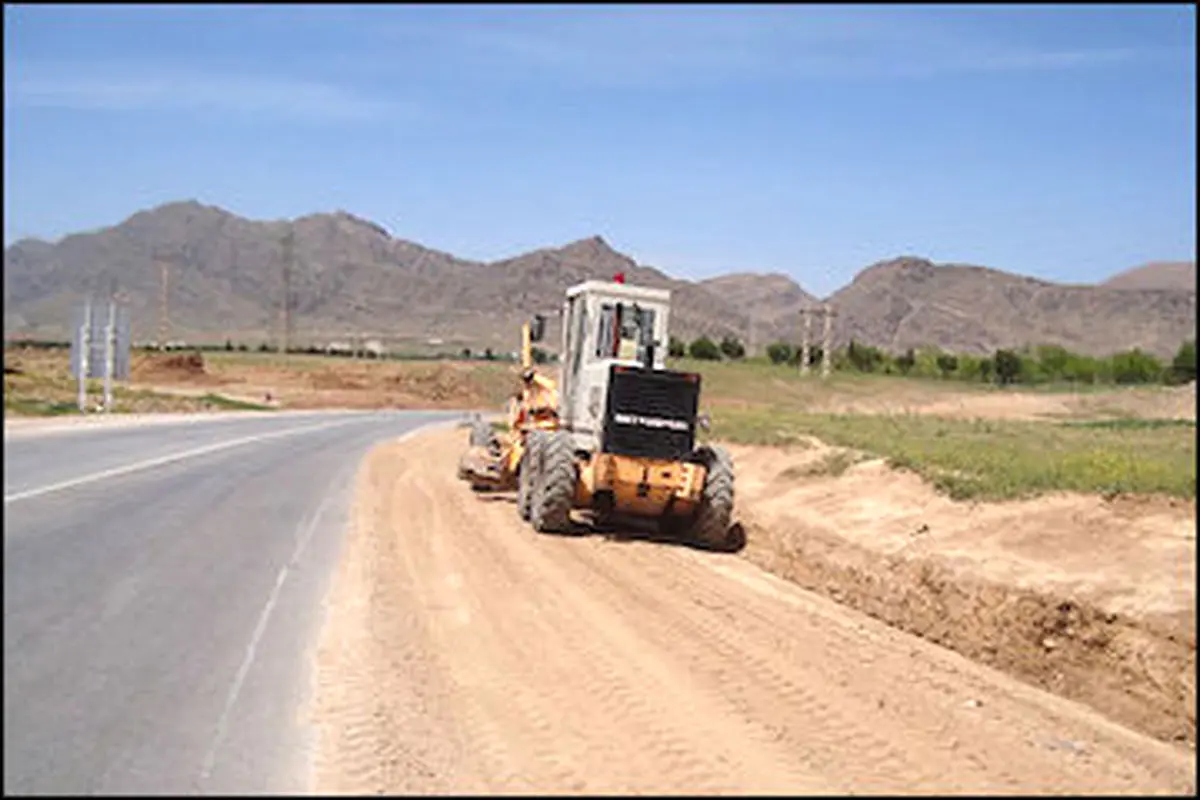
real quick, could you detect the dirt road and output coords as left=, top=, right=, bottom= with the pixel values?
left=312, top=427, right=1194, bottom=795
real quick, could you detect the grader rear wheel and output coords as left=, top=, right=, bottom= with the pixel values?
left=689, top=445, right=735, bottom=550
left=531, top=430, right=576, bottom=534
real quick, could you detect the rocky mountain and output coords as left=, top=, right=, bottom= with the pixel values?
left=2, top=201, right=756, bottom=351
left=1102, top=261, right=1196, bottom=292
left=827, top=257, right=1195, bottom=358
left=3, top=200, right=1195, bottom=358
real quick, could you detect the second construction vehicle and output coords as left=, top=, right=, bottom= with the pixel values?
left=512, top=276, right=737, bottom=550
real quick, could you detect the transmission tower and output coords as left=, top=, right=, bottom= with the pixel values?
left=158, top=259, right=170, bottom=350
left=280, top=227, right=295, bottom=355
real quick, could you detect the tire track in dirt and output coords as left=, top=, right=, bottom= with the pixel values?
left=312, top=427, right=1195, bottom=795
left=407, top=462, right=823, bottom=793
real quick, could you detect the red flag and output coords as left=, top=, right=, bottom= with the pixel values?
left=613, top=272, right=626, bottom=284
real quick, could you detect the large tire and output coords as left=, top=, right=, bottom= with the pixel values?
left=518, top=431, right=546, bottom=522
left=469, top=419, right=493, bottom=447
left=690, top=445, right=735, bottom=550
left=531, top=430, right=577, bottom=534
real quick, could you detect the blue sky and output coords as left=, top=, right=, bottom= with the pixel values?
left=3, top=3, right=1195, bottom=296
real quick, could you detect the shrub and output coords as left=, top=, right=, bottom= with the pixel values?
left=1168, top=339, right=1196, bottom=385
left=1109, top=348, right=1162, bottom=385
left=1034, top=344, right=1071, bottom=382
left=994, top=349, right=1021, bottom=385
left=689, top=336, right=722, bottom=361
left=846, top=340, right=885, bottom=373
left=936, top=353, right=959, bottom=378
left=766, top=342, right=793, bottom=365
left=719, top=335, right=746, bottom=360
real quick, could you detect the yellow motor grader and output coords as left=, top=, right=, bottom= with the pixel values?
left=458, top=277, right=737, bottom=550
left=457, top=314, right=560, bottom=493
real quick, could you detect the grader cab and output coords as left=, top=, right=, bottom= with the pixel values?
left=458, top=276, right=737, bottom=550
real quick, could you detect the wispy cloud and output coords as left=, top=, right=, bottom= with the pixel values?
left=358, top=6, right=1168, bottom=86
left=5, top=65, right=398, bottom=123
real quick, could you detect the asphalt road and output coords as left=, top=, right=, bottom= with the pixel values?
left=3, top=409, right=460, bottom=795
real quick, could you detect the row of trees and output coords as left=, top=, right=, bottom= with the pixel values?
left=667, top=334, right=1197, bottom=387
left=668, top=335, right=745, bottom=361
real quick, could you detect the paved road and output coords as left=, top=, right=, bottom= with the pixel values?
left=3, top=410, right=460, bottom=795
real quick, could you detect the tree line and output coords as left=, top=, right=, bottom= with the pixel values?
left=668, top=335, right=1197, bottom=387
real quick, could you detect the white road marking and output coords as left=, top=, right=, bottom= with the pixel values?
left=3, top=417, right=368, bottom=505
left=198, top=419, right=456, bottom=787
left=197, top=476, right=342, bottom=785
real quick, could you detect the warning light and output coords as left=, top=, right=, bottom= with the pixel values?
left=613, top=272, right=626, bottom=284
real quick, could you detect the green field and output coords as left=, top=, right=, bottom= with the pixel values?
left=706, top=406, right=1196, bottom=501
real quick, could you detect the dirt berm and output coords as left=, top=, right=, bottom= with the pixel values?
left=730, top=439, right=1196, bottom=748
left=311, top=427, right=1193, bottom=795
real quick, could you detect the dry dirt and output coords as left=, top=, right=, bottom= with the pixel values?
left=311, top=427, right=1194, bottom=795
left=731, top=439, right=1196, bottom=746
left=130, top=352, right=226, bottom=386
left=200, top=357, right=509, bottom=411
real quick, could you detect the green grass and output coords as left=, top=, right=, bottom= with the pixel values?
left=194, top=393, right=276, bottom=412
left=778, top=449, right=864, bottom=480
left=4, top=366, right=276, bottom=416
left=4, top=397, right=80, bottom=416
left=1062, top=418, right=1195, bottom=431
left=708, top=406, right=1196, bottom=501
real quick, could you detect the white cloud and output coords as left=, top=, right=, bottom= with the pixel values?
left=5, top=66, right=398, bottom=122
left=359, top=7, right=1168, bottom=86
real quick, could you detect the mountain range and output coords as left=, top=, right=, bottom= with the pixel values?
left=3, top=200, right=1195, bottom=358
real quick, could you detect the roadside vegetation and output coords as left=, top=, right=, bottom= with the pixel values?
left=704, top=407, right=1194, bottom=501
left=4, top=347, right=276, bottom=416
left=8, top=338, right=1194, bottom=502
left=669, top=335, right=1196, bottom=388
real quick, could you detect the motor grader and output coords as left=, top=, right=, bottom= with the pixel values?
left=458, top=276, right=737, bottom=550
left=457, top=314, right=560, bottom=492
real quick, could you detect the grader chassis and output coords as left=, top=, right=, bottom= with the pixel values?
left=459, top=277, right=737, bottom=550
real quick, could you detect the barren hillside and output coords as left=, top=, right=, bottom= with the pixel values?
left=4, top=201, right=1194, bottom=358
left=698, top=273, right=821, bottom=334
left=1103, top=261, right=1196, bottom=292
left=2, top=202, right=751, bottom=350
left=827, top=257, right=1195, bottom=358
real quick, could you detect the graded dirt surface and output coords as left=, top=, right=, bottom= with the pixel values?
left=312, top=426, right=1194, bottom=795
left=731, top=439, right=1196, bottom=746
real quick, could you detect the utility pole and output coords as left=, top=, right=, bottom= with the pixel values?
left=821, top=303, right=837, bottom=380
left=158, top=259, right=170, bottom=350
left=103, top=279, right=117, bottom=412
left=78, top=299, right=92, bottom=413
left=280, top=227, right=294, bottom=357
left=799, top=309, right=812, bottom=376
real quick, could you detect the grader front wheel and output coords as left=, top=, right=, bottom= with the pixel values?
left=531, top=430, right=576, bottom=534
left=518, top=430, right=546, bottom=522
left=468, top=418, right=493, bottom=447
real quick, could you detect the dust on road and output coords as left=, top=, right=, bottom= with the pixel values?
left=312, top=427, right=1194, bottom=795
